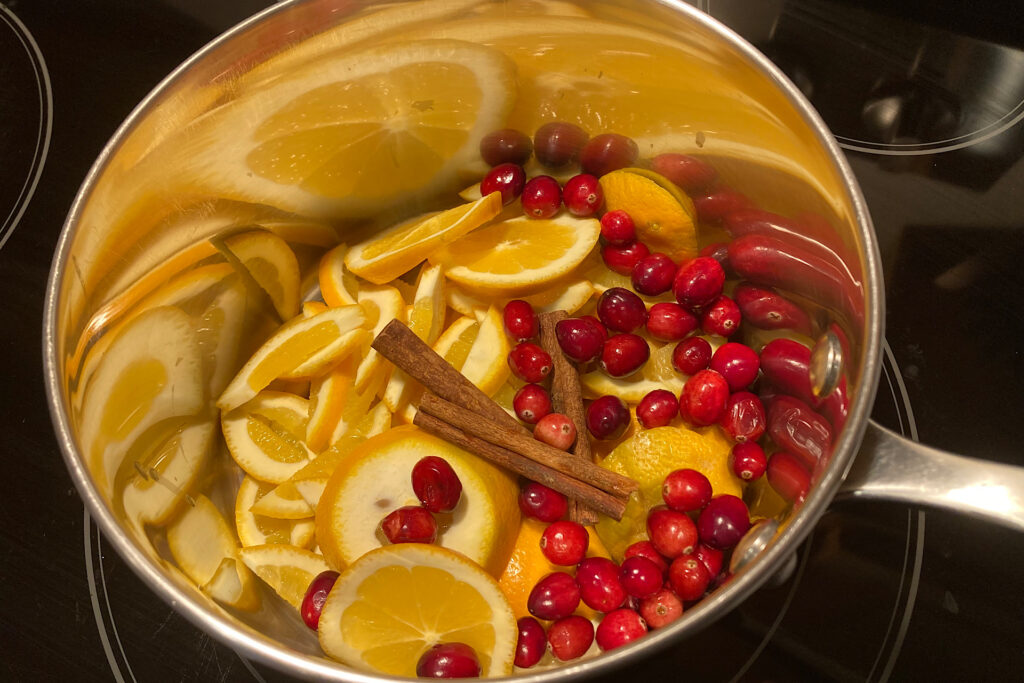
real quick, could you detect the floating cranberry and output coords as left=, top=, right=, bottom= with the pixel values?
left=729, top=442, right=767, bottom=481
left=600, top=333, right=650, bottom=377
left=668, top=556, right=711, bottom=602
left=579, top=133, right=639, bottom=177
left=646, top=302, right=697, bottom=343
left=631, top=252, right=677, bottom=296
left=514, top=617, right=546, bottom=669
left=720, top=391, right=766, bottom=443
left=507, top=342, right=553, bottom=383
left=699, top=242, right=732, bottom=276
left=555, top=317, right=605, bottom=363
left=586, top=395, right=631, bottom=440
left=533, top=121, right=588, bottom=168
left=767, top=451, right=812, bottom=504
left=503, top=299, right=538, bottom=341
left=694, top=543, right=724, bottom=579
left=300, top=570, right=339, bottom=630
left=521, top=175, right=562, bottom=219
left=533, top=413, right=577, bottom=451
left=619, top=556, right=664, bottom=599
left=540, top=520, right=589, bottom=566
left=480, top=128, right=533, bottom=166
left=527, top=571, right=581, bottom=620
left=646, top=505, right=698, bottom=558
left=417, top=642, right=481, bottom=679
left=597, top=287, right=648, bottom=333
left=696, top=495, right=751, bottom=550
left=513, top=384, right=552, bottom=424
left=576, top=556, right=627, bottom=612
left=562, top=173, right=603, bottom=217
left=710, top=342, right=760, bottom=392
left=412, top=456, right=463, bottom=513
left=679, top=369, right=729, bottom=426
left=480, top=162, right=526, bottom=205
left=381, top=506, right=437, bottom=544
left=602, top=240, right=650, bottom=275
left=661, top=468, right=712, bottom=512
left=767, top=395, right=833, bottom=469
left=547, top=615, right=594, bottom=661
left=518, top=481, right=568, bottom=522
left=671, top=336, right=712, bottom=375
left=638, top=588, right=683, bottom=629
left=701, top=295, right=741, bottom=337
left=600, top=209, right=636, bottom=245
left=673, top=256, right=725, bottom=312
left=693, top=187, right=753, bottom=224
left=595, top=608, right=648, bottom=651
left=733, top=282, right=812, bottom=336
left=759, top=338, right=816, bottom=405
left=636, top=389, right=679, bottom=429
left=650, top=153, right=718, bottom=194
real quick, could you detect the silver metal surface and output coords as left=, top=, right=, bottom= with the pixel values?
left=729, top=518, right=780, bottom=574
left=810, top=328, right=844, bottom=399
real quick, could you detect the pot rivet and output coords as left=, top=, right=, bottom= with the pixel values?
left=729, top=518, right=779, bottom=574
left=810, top=329, right=843, bottom=399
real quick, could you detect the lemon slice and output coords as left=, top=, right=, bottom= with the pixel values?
left=221, top=230, right=301, bottom=321
left=318, top=244, right=360, bottom=307
left=381, top=264, right=445, bottom=414
left=354, top=284, right=407, bottom=392
left=235, top=476, right=316, bottom=548
left=429, top=214, right=599, bottom=295
left=222, top=392, right=315, bottom=484
left=345, top=192, right=503, bottom=284
left=318, top=543, right=517, bottom=677
left=238, top=544, right=332, bottom=609
left=599, top=168, right=698, bottom=262
left=217, top=304, right=366, bottom=411
left=315, top=425, right=519, bottom=577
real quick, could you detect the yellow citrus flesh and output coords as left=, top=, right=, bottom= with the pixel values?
left=305, top=355, right=359, bottom=454
left=249, top=480, right=315, bottom=520
left=600, top=168, right=698, bottom=262
left=222, top=392, right=316, bottom=485
left=382, top=264, right=445, bottom=414
left=235, top=476, right=316, bottom=548
left=318, top=244, right=360, bottom=307
left=460, top=305, right=511, bottom=397
left=238, top=544, right=332, bottom=609
left=446, top=278, right=593, bottom=319
left=354, top=284, right=407, bottom=392
left=222, top=229, right=302, bottom=321
left=318, top=543, right=516, bottom=677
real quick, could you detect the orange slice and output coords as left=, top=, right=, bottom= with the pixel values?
left=599, top=168, right=698, bottom=262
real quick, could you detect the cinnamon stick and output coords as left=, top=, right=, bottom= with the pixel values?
left=419, top=393, right=637, bottom=499
left=413, top=411, right=627, bottom=520
left=538, top=310, right=599, bottom=524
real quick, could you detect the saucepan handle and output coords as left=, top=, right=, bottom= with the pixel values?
left=837, top=419, right=1024, bottom=532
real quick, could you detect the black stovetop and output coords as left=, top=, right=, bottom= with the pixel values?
left=2, top=1, right=1022, bottom=681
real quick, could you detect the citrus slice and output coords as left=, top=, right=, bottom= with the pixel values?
left=222, top=391, right=316, bottom=484
left=217, top=304, right=366, bottom=411
left=235, top=476, right=316, bottom=548
left=382, top=264, right=445, bottom=414
left=445, top=278, right=593, bottom=319
left=315, top=425, right=519, bottom=577
left=599, top=168, right=698, bottom=262
left=354, top=284, right=407, bottom=391
left=460, top=305, right=511, bottom=397
left=346, top=192, right=503, bottom=284
left=317, top=543, right=517, bottom=677
left=202, top=557, right=262, bottom=612
left=318, top=244, right=360, bottom=307
left=302, top=300, right=329, bottom=317
left=238, top=544, right=332, bottom=609
left=306, top=354, right=360, bottom=454
left=221, top=230, right=301, bottom=321
left=249, top=480, right=315, bottom=520
left=429, top=214, right=599, bottom=295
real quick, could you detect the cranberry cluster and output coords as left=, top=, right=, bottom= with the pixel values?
left=379, top=456, right=464, bottom=545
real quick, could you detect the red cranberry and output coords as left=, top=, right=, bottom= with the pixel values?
left=631, top=252, right=677, bottom=296
left=513, top=383, right=552, bottom=424
left=562, top=173, right=603, bottom=217
left=417, top=642, right=481, bottom=678
left=533, top=121, right=588, bottom=168
left=646, top=505, right=698, bottom=558
left=600, top=209, right=636, bottom=245
left=503, top=299, right=538, bottom=341
left=595, top=608, right=648, bottom=651
left=661, top=468, right=712, bottom=512
left=507, top=342, right=552, bottom=383
left=514, top=617, right=546, bottom=669
left=576, top=556, right=627, bottom=612
left=547, top=615, right=594, bottom=661
left=480, top=128, right=533, bottom=166
left=679, top=369, right=729, bottom=426
left=759, top=338, right=815, bottom=405
left=730, top=442, right=768, bottom=481
left=710, top=342, right=760, bottom=391
left=646, top=302, right=697, bottom=342
left=521, top=175, right=562, bottom=219
left=554, top=317, right=604, bottom=364
left=694, top=543, right=724, bottom=579
left=619, top=556, right=664, bottom=599
left=381, top=506, right=437, bottom=544
left=733, top=282, right=812, bottom=336
left=767, top=395, right=833, bottom=469
left=668, top=556, right=711, bottom=602
left=720, top=391, right=766, bottom=443
left=579, top=133, right=639, bottom=177
left=673, top=256, right=725, bottom=312
left=767, top=451, right=812, bottom=504
left=701, top=295, right=741, bottom=337
left=480, top=162, right=526, bottom=205
left=586, top=395, right=631, bottom=440
left=527, top=571, right=581, bottom=620
left=597, top=287, right=648, bottom=333
left=699, top=242, right=732, bottom=275
left=693, top=187, right=753, bottom=224
left=581, top=315, right=608, bottom=341
left=638, top=588, right=683, bottom=628
left=696, top=495, right=750, bottom=550
left=672, top=336, right=712, bottom=375
left=600, top=333, right=650, bottom=377
left=300, top=570, right=339, bottom=630
left=412, top=456, right=462, bottom=513
left=518, top=481, right=568, bottom=522
left=650, top=153, right=717, bottom=194
left=533, top=413, right=577, bottom=451
left=636, top=389, right=679, bottom=429
left=540, top=520, right=589, bottom=565
left=623, top=540, right=669, bottom=574
left=602, top=240, right=650, bottom=275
